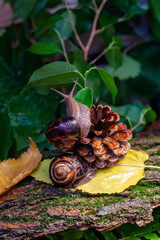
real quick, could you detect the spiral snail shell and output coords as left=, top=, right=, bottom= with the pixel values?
left=49, top=153, right=92, bottom=187
left=46, top=116, right=80, bottom=152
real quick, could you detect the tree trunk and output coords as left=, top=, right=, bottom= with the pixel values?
left=0, top=132, right=160, bottom=239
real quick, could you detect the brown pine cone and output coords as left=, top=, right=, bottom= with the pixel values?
left=76, top=104, right=132, bottom=168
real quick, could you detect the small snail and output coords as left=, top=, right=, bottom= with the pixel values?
left=49, top=153, right=96, bottom=188
left=46, top=80, right=132, bottom=188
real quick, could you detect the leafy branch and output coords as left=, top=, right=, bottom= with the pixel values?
left=64, top=0, right=108, bottom=62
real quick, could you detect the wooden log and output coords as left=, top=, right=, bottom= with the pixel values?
left=0, top=135, right=160, bottom=239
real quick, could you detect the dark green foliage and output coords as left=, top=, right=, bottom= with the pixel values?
left=74, top=87, right=93, bottom=108
left=0, top=1, right=158, bottom=160
left=0, top=106, right=12, bottom=160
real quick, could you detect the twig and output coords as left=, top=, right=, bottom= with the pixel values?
left=64, top=0, right=85, bottom=51
left=131, top=121, right=143, bottom=132
left=89, top=48, right=107, bottom=65
left=123, top=40, right=142, bottom=54
left=92, top=0, right=98, bottom=10
left=95, top=23, right=112, bottom=35
left=89, top=40, right=115, bottom=65
left=64, top=0, right=107, bottom=62
left=54, top=28, right=69, bottom=63
left=84, top=0, right=108, bottom=61
left=95, top=12, right=129, bottom=35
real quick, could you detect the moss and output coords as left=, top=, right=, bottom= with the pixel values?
left=0, top=215, right=36, bottom=223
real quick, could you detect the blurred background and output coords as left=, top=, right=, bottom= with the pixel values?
left=0, top=0, right=160, bottom=160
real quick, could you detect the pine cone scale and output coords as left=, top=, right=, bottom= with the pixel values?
left=103, top=136, right=120, bottom=149
left=76, top=104, right=132, bottom=169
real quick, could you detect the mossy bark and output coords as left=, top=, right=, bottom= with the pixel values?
left=0, top=136, right=160, bottom=240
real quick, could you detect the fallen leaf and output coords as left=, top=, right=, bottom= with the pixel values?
left=0, top=138, right=42, bottom=195
left=76, top=149, right=149, bottom=194
left=31, top=158, right=53, bottom=184
left=31, top=149, right=149, bottom=194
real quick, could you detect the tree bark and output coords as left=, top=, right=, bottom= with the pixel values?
left=0, top=134, right=160, bottom=239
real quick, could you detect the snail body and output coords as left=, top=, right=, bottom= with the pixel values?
left=46, top=80, right=91, bottom=151
left=64, top=94, right=91, bottom=138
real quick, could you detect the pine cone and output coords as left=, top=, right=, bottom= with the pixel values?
left=76, top=104, right=132, bottom=168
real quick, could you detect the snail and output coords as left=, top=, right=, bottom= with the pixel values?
left=49, top=153, right=96, bottom=188
left=46, top=80, right=95, bottom=187
left=46, top=79, right=91, bottom=152
left=46, top=80, right=132, bottom=188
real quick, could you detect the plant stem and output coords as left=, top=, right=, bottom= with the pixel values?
left=89, top=48, right=108, bottom=65
left=64, top=0, right=107, bottom=62
left=123, top=40, right=142, bottom=54
left=54, top=28, right=69, bottom=63
left=95, top=23, right=112, bottom=35
left=92, top=0, right=98, bottom=10
left=84, top=0, right=108, bottom=62
left=131, top=121, right=142, bottom=132
left=89, top=40, right=115, bottom=65
left=64, top=0, right=85, bottom=51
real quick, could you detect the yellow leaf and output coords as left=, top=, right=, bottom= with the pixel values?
left=31, top=158, right=53, bottom=184
left=31, top=149, right=149, bottom=195
left=0, top=137, right=42, bottom=195
left=76, top=149, right=149, bottom=194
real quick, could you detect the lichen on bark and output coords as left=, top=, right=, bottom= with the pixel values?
left=0, top=136, right=160, bottom=240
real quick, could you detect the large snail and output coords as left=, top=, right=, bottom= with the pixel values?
left=46, top=80, right=132, bottom=188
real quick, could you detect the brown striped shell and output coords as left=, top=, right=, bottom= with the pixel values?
left=46, top=116, right=80, bottom=152
left=49, top=153, right=90, bottom=187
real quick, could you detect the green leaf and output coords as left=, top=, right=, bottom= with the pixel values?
left=129, top=1, right=149, bottom=16
left=105, top=46, right=123, bottom=68
left=149, top=15, right=160, bottom=42
left=9, top=89, right=58, bottom=136
left=113, top=55, right=141, bottom=80
left=83, top=230, right=99, bottom=240
left=28, top=42, right=61, bottom=55
left=31, top=159, right=53, bottom=184
left=7, top=127, right=17, bottom=159
left=111, top=101, right=146, bottom=132
left=99, top=12, right=118, bottom=27
left=55, top=11, right=76, bottom=40
left=85, top=70, right=101, bottom=102
left=143, top=232, right=160, bottom=240
left=0, top=29, right=5, bottom=37
left=112, top=36, right=124, bottom=48
left=14, top=0, right=36, bottom=20
left=27, top=61, right=83, bottom=94
left=101, top=231, right=117, bottom=240
left=0, top=107, right=11, bottom=161
left=62, top=230, right=83, bottom=240
left=141, top=105, right=157, bottom=122
left=36, top=15, right=62, bottom=34
left=150, top=0, right=160, bottom=23
left=74, top=88, right=93, bottom=108
left=129, top=43, right=160, bottom=93
left=86, top=67, right=117, bottom=104
left=16, top=134, right=47, bottom=153
left=31, top=0, right=48, bottom=16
